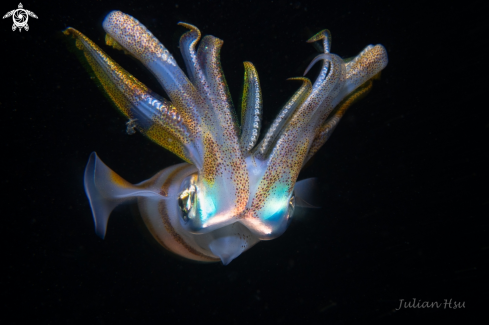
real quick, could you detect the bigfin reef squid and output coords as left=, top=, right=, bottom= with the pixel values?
left=64, top=11, right=388, bottom=265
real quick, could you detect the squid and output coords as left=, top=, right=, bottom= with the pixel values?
left=64, top=11, right=388, bottom=264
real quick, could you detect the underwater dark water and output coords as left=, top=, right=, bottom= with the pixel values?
left=3, top=0, right=488, bottom=324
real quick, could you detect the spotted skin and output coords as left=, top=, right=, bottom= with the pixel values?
left=257, top=77, right=312, bottom=157
left=103, top=11, right=203, bottom=142
left=240, top=62, right=263, bottom=153
left=64, top=27, right=147, bottom=117
left=70, top=11, right=388, bottom=263
left=64, top=27, right=194, bottom=163
left=306, top=79, right=374, bottom=163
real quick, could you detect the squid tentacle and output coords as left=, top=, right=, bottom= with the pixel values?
left=102, top=11, right=206, bottom=148
left=305, top=79, right=374, bottom=164
left=63, top=27, right=196, bottom=164
left=240, top=62, right=263, bottom=153
left=307, top=29, right=332, bottom=54
left=256, top=77, right=312, bottom=158
left=177, top=22, right=202, bottom=85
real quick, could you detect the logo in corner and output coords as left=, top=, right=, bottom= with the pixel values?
left=3, top=3, right=37, bottom=32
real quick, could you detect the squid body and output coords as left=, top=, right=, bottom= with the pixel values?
left=65, top=11, right=388, bottom=264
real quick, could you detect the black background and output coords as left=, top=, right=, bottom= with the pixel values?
left=2, top=0, right=488, bottom=324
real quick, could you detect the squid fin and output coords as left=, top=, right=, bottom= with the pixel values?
left=294, top=178, right=320, bottom=208
left=84, top=152, right=160, bottom=238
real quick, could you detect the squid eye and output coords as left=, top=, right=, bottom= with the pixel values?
left=288, top=193, right=296, bottom=219
left=178, top=184, right=196, bottom=223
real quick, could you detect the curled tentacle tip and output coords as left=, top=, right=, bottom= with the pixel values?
left=306, top=29, right=331, bottom=43
left=62, top=27, right=74, bottom=35
left=303, top=53, right=331, bottom=76
left=286, top=77, right=311, bottom=84
left=63, top=27, right=83, bottom=40
left=178, top=22, right=201, bottom=39
left=177, top=22, right=199, bottom=31
left=178, top=22, right=201, bottom=46
left=62, top=28, right=88, bottom=51
left=243, top=61, right=256, bottom=70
